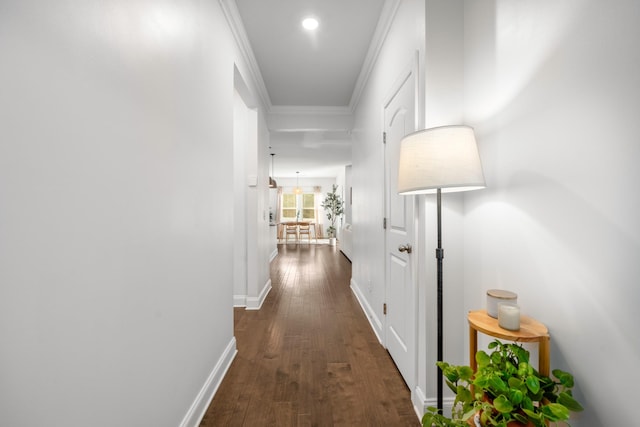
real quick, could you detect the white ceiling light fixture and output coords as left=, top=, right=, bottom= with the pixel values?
left=302, top=17, right=319, bottom=31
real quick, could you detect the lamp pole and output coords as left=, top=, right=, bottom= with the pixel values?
left=436, top=188, right=444, bottom=413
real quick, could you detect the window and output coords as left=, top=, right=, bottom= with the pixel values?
left=282, top=194, right=297, bottom=219
left=302, top=193, right=315, bottom=220
left=281, top=193, right=315, bottom=221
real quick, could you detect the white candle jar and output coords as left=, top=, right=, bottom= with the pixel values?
left=486, top=289, right=517, bottom=318
left=498, top=303, right=521, bottom=331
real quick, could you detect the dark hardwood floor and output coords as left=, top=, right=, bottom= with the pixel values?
left=200, top=243, right=420, bottom=426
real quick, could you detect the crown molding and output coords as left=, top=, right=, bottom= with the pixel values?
left=220, top=0, right=400, bottom=117
left=269, top=105, right=353, bottom=116
left=219, top=0, right=272, bottom=111
left=349, top=0, right=402, bottom=112
left=267, top=106, right=354, bottom=132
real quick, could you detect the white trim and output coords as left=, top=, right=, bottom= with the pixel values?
left=233, top=295, right=247, bottom=307
left=350, top=278, right=383, bottom=344
left=269, top=105, right=353, bottom=116
left=246, top=278, right=272, bottom=310
left=220, top=0, right=402, bottom=116
left=269, top=248, right=278, bottom=263
left=179, top=337, right=238, bottom=427
left=218, top=0, right=271, bottom=110
left=414, top=391, right=455, bottom=421
left=413, top=385, right=428, bottom=421
left=349, top=0, right=402, bottom=111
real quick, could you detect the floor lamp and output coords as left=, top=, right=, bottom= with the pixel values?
left=397, top=125, right=485, bottom=413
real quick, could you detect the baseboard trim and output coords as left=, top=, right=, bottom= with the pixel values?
left=269, top=248, right=278, bottom=262
left=233, top=295, right=246, bottom=307
left=246, top=278, right=271, bottom=310
left=413, top=386, right=428, bottom=420
left=413, top=386, right=455, bottom=422
left=350, top=278, right=383, bottom=344
left=179, top=337, right=237, bottom=427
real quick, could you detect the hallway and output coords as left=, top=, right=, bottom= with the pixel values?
left=200, top=244, right=420, bottom=426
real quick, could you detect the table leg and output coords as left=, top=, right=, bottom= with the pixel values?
left=469, top=325, right=478, bottom=372
left=539, top=336, right=550, bottom=376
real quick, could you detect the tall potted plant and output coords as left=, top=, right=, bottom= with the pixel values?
left=321, top=184, right=344, bottom=246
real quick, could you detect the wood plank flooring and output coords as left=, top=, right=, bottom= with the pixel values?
left=200, top=243, right=420, bottom=427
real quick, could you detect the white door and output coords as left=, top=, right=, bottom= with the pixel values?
left=384, top=62, right=417, bottom=388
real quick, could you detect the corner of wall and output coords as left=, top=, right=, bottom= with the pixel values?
left=233, top=295, right=247, bottom=307
left=245, top=278, right=272, bottom=310
left=179, top=337, right=237, bottom=427
left=269, top=248, right=278, bottom=262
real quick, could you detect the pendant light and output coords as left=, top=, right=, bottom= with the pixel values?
left=269, top=153, right=277, bottom=188
left=294, top=171, right=303, bottom=194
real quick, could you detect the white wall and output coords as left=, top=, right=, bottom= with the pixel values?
left=344, top=165, right=353, bottom=225
left=352, top=1, right=640, bottom=424
left=233, top=66, right=273, bottom=310
left=0, top=1, right=265, bottom=426
left=331, top=167, right=348, bottom=241
left=350, top=0, right=426, bottom=413
left=419, top=0, right=467, bottom=411
left=233, top=90, right=250, bottom=304
left=246, top=107, right=272, bottom=309
left=461, top=1, right=640, bottom=425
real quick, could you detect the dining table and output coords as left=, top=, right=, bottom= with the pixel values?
left=277, top=221, right=319, bottom=242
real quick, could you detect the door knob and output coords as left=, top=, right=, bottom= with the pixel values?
left=398, top=244, right=412, bottom=254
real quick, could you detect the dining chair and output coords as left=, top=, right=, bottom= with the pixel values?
left=298, top=223, right=311, bottom=243
left=285, top=223, right=298, bottom=243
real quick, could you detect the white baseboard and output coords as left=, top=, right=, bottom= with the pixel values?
left=246, top=278, right=271, bottom=310
left=413, top=385, right=428, bottom=420
left=179, top=337, right=237, bottom=427
left=413, top=386, right=455, bottom=422
left=233, top=295, right=246, bottom=307
left=350, top=278, right=383, bottom=344
left=269, top=248, right=278, bottom=262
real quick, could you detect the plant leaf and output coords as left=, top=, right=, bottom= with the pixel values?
left=509, top=389, right=524, bottom=405
left=521, top=396, right=534, bottom=411
left=558, top=391, right=584, bottom=412
left=493, top=395, right=514, bottom=413
left=476, top=350, right=490, bottom=368
left=488, top=376, right=509, bottom=393
left=441, top=365, right=459, bottom=383
left=514, top=345, right=530, bottom=364
left=552, top=369, right=575, bottom=388
left=445, top=379, right=458, bottom=395
left=474, top=376, right=489, bottom=389
left=508, top=377, right=523, bottom=389
left=458, top=365, right=474, bottom=381
left=456, top=385, right=472, bottom=404
left=541, top=402, right=570, bottom=421
left=513, top=413, right=529, bottom=424
left=525, top=375, right=540, bottom=394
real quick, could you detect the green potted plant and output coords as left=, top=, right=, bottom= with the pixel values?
left=422, top=339, right=583, bottom=427
left=321, top=184, right=344, bottom=246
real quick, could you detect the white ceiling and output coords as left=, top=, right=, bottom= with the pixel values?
left=230, top=0, right=394, bottom=178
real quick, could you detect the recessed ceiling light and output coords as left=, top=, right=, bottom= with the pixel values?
left=302, top=17, right=319, bottom=31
